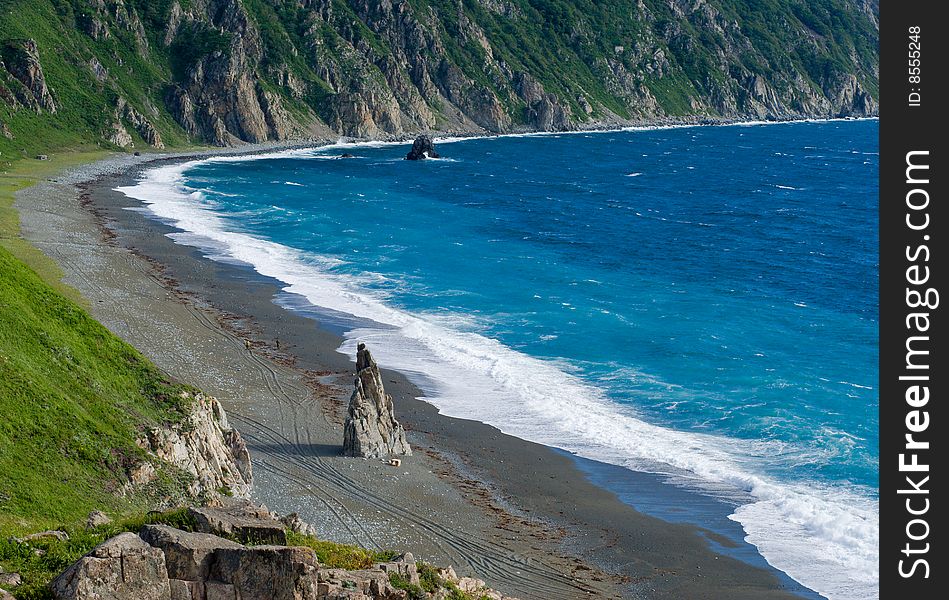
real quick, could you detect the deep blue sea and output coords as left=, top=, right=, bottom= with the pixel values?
left=119, top=120, right=879, bottom=600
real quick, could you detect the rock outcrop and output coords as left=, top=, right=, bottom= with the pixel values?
left=113, top=97, right=165, bottom=149
left=405, top=135, right=439, bottom=160
left=49, top=509, right=520, bottom=600
left=189, top=500, right=287, bottom=545
left=161, top=0, right=306, bottom=146
left=134, top=392, right=252, bottom=501
left=0, top=39, right=56, bottom=113
left=343, top=344, right=411, bottom=458
left=50, top=533, right=171, bottom=600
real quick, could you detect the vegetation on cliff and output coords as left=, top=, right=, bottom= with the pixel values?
left=1, top=0, right=878, bottom=158
left=0, top=243, right=194, bottom=534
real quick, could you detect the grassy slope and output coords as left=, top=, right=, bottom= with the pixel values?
left=0, top=0, right=191, bottom=162
left=0, top=239, right=194, bottom=534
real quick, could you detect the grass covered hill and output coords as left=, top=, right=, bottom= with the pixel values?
left=1, top=0, right=878, bottom=157
left=0, top=241, right=193, bottom=533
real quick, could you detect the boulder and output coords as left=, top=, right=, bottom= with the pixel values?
left=50, top=533, right=171, bottom=600
left=279, top=512, right=319, bottom=537
left=189, top=501, right=287, bottom=545
left=86, top=510, right=112, bottom=529
left=343, top=344, right=411, bottom=458
left=210, top=545, right=321, bottom=600
left=16, top=530, right=68, bottom=543
left=140, top=525, right=242, bottom=581
left=405, top=135, right=439, bottom=160
left=0, top=571, right=22, bottom=587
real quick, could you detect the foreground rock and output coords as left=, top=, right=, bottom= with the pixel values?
left=50, top=533, right=170, bottom=600
left=405, top=136, right=440, bottom=160
left=343, top=344, right=411, bottom=458
left=49, top=510, right=519, bottom=600
left=189, top=499, right=286, bottom=545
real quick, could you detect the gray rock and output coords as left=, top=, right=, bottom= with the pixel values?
left=140, top=525, right=242, bottom=581
left=50, top=533, right=171, bottom=600
left=0, top=571, right=22, bottom=587
left=168, top=579, right=198, bottom=600
left=16, top=530, right=68, bottom=543
left=210, top=545, right=320, bottom=600
left=378, top=553, right=419, bottom=587
left=1, top=39, right=56, bottom=113
left=405, top=136, right=439, bottom=160
left=138, top=392, right=253, bottom=501
left=279, top=512, right=319, bottom=537
left=86, top=510, right=112, bottom=530
left=49, top=523, right=522, bottom=600
left=189, top=502, right=287, bottom=545
left=343, top=344, right=411, bottom=458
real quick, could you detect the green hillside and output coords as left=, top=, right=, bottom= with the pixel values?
left=1, top=0, right=878, bottom=160
left=0, top=243, right=193, bottom=534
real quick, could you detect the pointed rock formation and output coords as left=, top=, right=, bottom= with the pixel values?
left=343, top=344, right=411, bottom=458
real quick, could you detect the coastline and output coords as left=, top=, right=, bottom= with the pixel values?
left=14, top=144, right=821, bottom=599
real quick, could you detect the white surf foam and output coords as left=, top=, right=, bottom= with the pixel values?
left=116, top=154, right=879, bottom=600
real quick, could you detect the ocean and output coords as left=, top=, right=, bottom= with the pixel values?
left=118, top=119, right=879, bottom=600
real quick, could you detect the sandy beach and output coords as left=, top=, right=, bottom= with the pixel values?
left=14, top=149, right=816, bottom=600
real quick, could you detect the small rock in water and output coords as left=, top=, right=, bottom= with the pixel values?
left=405, top=135, right=439, bottom=160
left=338, top=152, right=355, bottom=158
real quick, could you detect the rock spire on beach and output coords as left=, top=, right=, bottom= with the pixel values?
left=343, top=343, right=411, bottom=458
left=405, top=135, right=440, bottom=160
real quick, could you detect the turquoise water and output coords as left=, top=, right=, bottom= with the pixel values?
left=120, top=120, right=879, bottom=599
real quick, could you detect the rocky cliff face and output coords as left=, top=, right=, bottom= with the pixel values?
left=162, top=0, right=304, bottom=146
left=1, top=1, right=878, bottom=149
left=343, top=344, right=412, bottom=459
left=0, top=39, right=57, bottom=114
left=130, top=392, right=253, bottom=502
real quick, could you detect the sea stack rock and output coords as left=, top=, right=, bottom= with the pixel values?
left=405, top=135, right=439, bottom=160
left=343, top=343, right=412, bottom=458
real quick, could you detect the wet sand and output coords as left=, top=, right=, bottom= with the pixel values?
left=16, top=150, right=816, bottom=599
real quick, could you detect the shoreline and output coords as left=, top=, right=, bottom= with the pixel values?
left=15, top=144, right=820, bottom=599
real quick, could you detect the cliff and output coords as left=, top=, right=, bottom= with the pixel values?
left=1, top=0, right=877, bottom=154
left=130, top=392, right=254, bottom=504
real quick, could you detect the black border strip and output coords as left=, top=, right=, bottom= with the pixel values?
left=880, top=3, right=944, bottom=597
